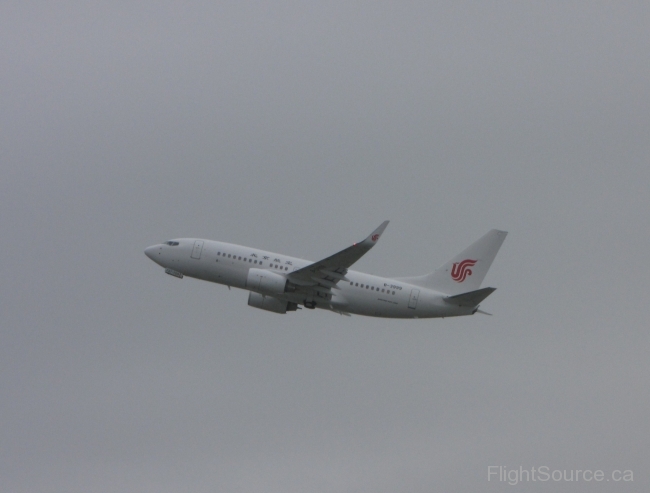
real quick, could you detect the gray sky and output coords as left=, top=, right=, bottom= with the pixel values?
left=2, top=1, right=649, bottom=491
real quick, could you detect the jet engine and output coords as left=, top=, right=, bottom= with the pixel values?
left=247, top=292, right=298, bottom=314
left=245, top=268, right=288, bottom=294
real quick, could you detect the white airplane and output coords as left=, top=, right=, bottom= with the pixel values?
left=144, top=222, right=507, bottom=318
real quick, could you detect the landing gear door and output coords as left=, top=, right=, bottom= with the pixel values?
left=191, top=240, right=204, bottom=259
left=408, top=288, right=420, bottom=309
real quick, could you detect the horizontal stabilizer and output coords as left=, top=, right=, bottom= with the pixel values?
left=443, top=287, right=496, bottom=307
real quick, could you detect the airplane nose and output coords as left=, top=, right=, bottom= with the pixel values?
left=144, top=245, right=158, bottom=260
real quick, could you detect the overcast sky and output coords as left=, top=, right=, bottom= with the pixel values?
left=1, top=1, right=649, bottom=492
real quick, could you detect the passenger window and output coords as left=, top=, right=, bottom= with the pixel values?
left=392, top=291, right=395, bottom=295
left=366, top=285, right=369, bottom=289
left=254, top=260, right=258, bottom=264
left=228, top=254, right=231, bottom=258
left=360, top=284, right=364, bottom=288
left=371, top=286, right=374, bottom=290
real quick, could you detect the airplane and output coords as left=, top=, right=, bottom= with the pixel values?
left=144, top=222, right=507, bottom=318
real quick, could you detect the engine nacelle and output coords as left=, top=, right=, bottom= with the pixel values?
left=247, top=292, right=298, bottom=314
left=245, top=268, right=287, bottom=294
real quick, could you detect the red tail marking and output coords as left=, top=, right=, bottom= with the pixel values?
left=451, top=259, right=477, bottom=282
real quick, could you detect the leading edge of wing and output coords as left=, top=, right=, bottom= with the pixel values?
left=288, top=220, right=389, bottom=285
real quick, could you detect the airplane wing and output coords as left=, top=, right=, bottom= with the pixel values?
left=287, top=221, right=389, bottom=301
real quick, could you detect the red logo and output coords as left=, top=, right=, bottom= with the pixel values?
left=451, top=259, right=477, bottom=282
left=371, top=234, right=380, bottom=242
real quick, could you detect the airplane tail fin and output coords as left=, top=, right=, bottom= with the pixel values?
left=399, top=229, right=507, bottom=295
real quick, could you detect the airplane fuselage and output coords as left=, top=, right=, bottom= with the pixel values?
left=145, top=238, right=475, bottom=318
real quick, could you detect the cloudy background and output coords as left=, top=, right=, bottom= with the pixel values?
left=2, top=1, right=649, bottom=491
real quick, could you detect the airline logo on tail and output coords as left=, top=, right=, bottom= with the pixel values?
left=451, top=259, right=477, bottom=282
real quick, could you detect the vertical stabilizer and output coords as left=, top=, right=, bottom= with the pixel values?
left=399, top=230, right=507, bottom=295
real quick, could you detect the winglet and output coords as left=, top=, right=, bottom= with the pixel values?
left=360, top=220, right=389, bottom=246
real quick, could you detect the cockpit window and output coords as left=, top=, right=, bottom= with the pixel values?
left=164, top=241, right=180, bottom=246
